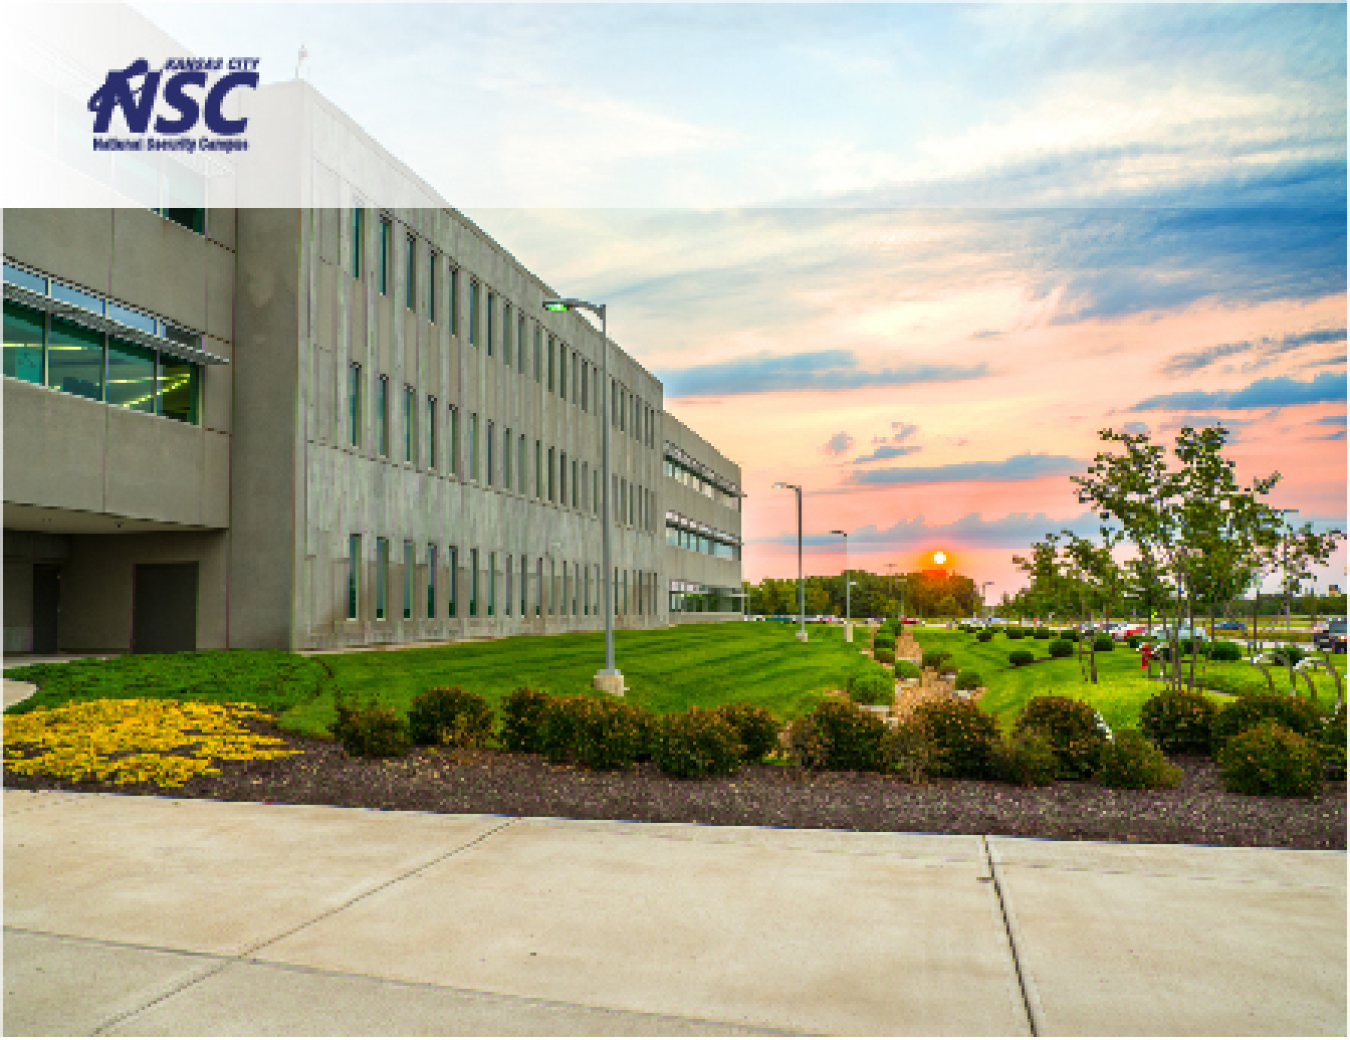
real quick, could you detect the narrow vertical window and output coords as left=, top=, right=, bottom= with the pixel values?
left=403, top=541, right=415, bottom=619
left=348, top=534, right=361, bottom=619
left=549, top=558, right=556, bottom=616
left=505, top=555, right=513, bottom=617
left=488, top=552, right=496, bottom=616
left=469, top=413, right=479, bottom=481
left=503, top=304, right=513, bottom=365
left=448, top=266, right=459, bottom=335
left=518, top=434, right=526, bottom=493
left=486, top=291, right=495, bottom=357
left=547, top=447, right=555, bottom=503
left=427, top=395, right=437, bottom=469
left=517, top=315, right=526, bottom=372
left=581, top=463, right=589, bottom=510
left=536, top=558, right=543, bottom=617
left=504, top=427, right=512, bottom=489
left=486, top=420, right=495, bottom=486
left=521, top=555, right=528, bottom=616
left=351, top=207, right=363, bottom=280
left=448, top=546, right=458, bottom=617
left=533, top=326, right=542, bottom=382
left=572, top=459, right=579, bottom=509
left=547, top=337, right=555, bottom=391
left=427, top=544, right=437, bottom=619
left=376, top=537, right=389, bottom=619
left=377, top=376, right=389, bottom=456
left=470, top=548, right=479, bottom=617
left=378, top=217, right=391, bottom=295
left=534, top=440, right=542, bottom=499
left=559, top=451, right=568, bottom=506
left=469, top=280, right=480, bottom=346
left=584, top=565, right=590, bottom=616
left=403, top=384, right=414, bottom=463
left=405, top=234, right=417, bottom=310
left=448, top=405, right=459, bottom=475
left=348, top=362, right=361, bottom=447
left=593, top=470, right=599, bottom=515
left=572, top=354, right=579, bottom=404
left=559, top=345, right=568, bottom=399
left=428, top=251, right=438, bottom=323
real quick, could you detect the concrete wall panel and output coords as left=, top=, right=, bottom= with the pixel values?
left=3, top=381, right=108, bottom=515
left=205, top=240, right=236, bottom=345
left=4, top=209, right=114, bottom=295
left=103, top=407, right=221, bottom=528
left=110, top=210, right=209, bottom=333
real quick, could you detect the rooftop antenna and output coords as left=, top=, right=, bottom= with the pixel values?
left=295, top=44, right=309, bottom=80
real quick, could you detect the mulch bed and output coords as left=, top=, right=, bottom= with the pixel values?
left=5, top=720, right=1345, bottom=851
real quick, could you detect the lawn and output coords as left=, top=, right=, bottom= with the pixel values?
left=913, top=630, right=1346, bottom=732
left=5, top=622, right=873, bottom=739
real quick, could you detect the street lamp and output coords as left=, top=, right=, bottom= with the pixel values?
left=1279, top=508, right=1300, bottom=637
left=981, top=581, right=993, bottom=624
left=830, top=529, right=852, bottom=642
left=773, top=482, right=807, bottom=642
left=543, top=297, right=622, bottom=695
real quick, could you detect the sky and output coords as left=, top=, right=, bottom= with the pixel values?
left=140, top=2, right=1349, bottom=599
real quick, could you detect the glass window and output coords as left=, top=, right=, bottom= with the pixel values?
left=428, top=251, right=437, bottom=322
left=106, top=301, right=156, bottom=334
left=549, top=558, right=556, bottom=616
left=51, top=281, right=105, bottom=318
left=107, top=338, right=156, bottom=413
left=159, top=356, right=198, bottom=424
left=572, top=354, right=579, bottom=404
left=469, top=413, right=479, bottom=481
left=448, top=266, right=459, bottom=335
left=376, top=537, right=389, bottom=619
left=518, top=434, right=526, bottom=493
left=427, top=395, right=436, bottom=468
left=572, top=459, right=579, bottom=509
left=161, top=208, right=206, bottom=234
left=521, top=555, right=528, bottom=616
left=3, top=301, right=44, bottom=384
left=581, top=360, right=588, bottom=411
left=534, top=440, right=542, bottom=498
left=469, top=281, right=480, bottom=347
left=378, top=217, right=391, bottom=295
left=448, top=405, right=459, bottom=474
left=427, top=544, right=437, bottom=619
left=504, top=427, right=512, bottom=489
left=470, top=548, right=479, bottom=617
left=536, top=558, right=543, bottom=617
left=486, top=420, right=495, bottom=486
left=488, top=551, right=496, bottom=616
left=581, top=463, right=589, bottom=510
left=547, top=336, right=555, bottom=391
left=448, top=545, right=458, bottom=617
left=47, top=316, right=104, bottom=402
left=548, top=447, right=555, bottom=502
left=3, top=261, right=47, bottom=294
left=403, top=541, right=415, bottom=619
left=518, top=315, right=526, bottom=372
left=348, top=534, right=361, bottom=620
left=594, top=470, right=599, bottom=515
left=559, top=345, right=567, bottom=399
left=533, top=326, right=542, bottom=382
left=405, top=235, right=417, bottom=311
left=486, top=291, right=495, bottom=357
left=377, top=376, right=389, bottom=455
left=505, top=554, right=513, bottom=616
left=559, top=451, right=567, bottom=505
left=503, top=303, right=512, bottom=365
left=351, top=207, right=363, bottom=280
left=403, top=384, right=414, bottom=463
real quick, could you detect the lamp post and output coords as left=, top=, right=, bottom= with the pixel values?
left=774, top=482, right=806, bottom=642
left=543, top=297, right=622, bottom=695
left=830, top=529, right=852, bottom=642
left=1279, top=508, right=1300, bottom=638
left=981, top=581, right=993, bottom=625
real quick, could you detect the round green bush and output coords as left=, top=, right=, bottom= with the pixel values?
left=1047, top=639, right=1074, bottom=659
left=873, top=647, right=896, bottom=666
left=1269, top=644, right=1306, bottom=667
left=921, top=649, right=953, bottom=671
left=499, top=687, right=553, bottom=753
left=848, top=666, right=894, bottom=707
left=954, top=669, right=984, bottom=691
left=330, top=701, right=410, bottom=758
left=408, top=686, right=495, bottom=748
left=895, top=660, right=922, bottom=680
left=1008, top=649, right=1035, bottom=667
left=1032, top=627, right=1052, bottom=639
left=1139, top=688, right=1216, bottom=755
left=996, top=731, right=1059, bottom=786
left=713, top=703, right=781, bottom=762
left=1126, top=635, right=1145, bottom=649
left=1014, top=695, right=1108, bottom=778
left=1096, top=730, right=1181, bottom=790
left=872, top=634, right=896, bottom=653
left=540, top=696, right=649, bottom=770
left=801, top=700, right=887, bottom=772
left=1092, top=635, right=1115, bottom=652
left=653, top=708, right=745, bottom=779
left=1212, top=691, right=1325, bottom=748
left=1208, top=640, right=1242, bottom=662
left=976, top=630, right=994, bottom=643
left=1006, top=628, right=1026, bottom=640
left=1318, top=702, right=1346, bottom=780
left=912, top=699, right=1001, bottom=779
left=1218, top=722, right=1323, bottom=797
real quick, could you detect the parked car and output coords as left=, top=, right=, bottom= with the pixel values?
left=1313, top=618, right=1347, bottom=653
left=1214, top=619, right=1246, bottom=632
left=1110, top=623, right=1147, bottom=641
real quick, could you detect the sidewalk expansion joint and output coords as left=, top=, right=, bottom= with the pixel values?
left=982, top=834, right=1046, bottom=1037
left=85, top=816, right=523, bottom=1036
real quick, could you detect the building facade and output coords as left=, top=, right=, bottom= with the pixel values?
left=3, top=87, right=743, bottom=655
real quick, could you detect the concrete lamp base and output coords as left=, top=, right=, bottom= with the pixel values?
left=593, top=671, right=626, bottom=697
left=844, top=623, right=854, bottom=643
left=795, top=631, right=809, bottom=643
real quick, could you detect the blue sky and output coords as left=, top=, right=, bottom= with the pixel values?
left=141, top=2, right=1348, bottom=596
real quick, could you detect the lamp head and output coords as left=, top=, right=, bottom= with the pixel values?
left=830, top=529, right=847, bottom=537
left=772, top=481, right=786, bottom=489
left=542, top=300, right=569, bottom=313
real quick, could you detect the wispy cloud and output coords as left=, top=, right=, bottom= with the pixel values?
left=1162, top=327, right=1347, bottom=376
left=1129, top=371, right=1348, bottom=412
left=853, top=444, right=922, bottom=464
left=658, top=350, right=989, bottom=398
left=822, top=432, right=855, bottom=457
left=850, top=453, right=1085, bottom=486
left=751, top=510, right=1112, bottom=549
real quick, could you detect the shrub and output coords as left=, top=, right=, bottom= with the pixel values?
left=849, top=666, right=894, bottom=707
left=872, top=633, right=896, bottom=652
left=911, top=699, right=1001, bottom=779
left=330, top=701, right=409, bottom=758
left=954, top=669, right=984, bottom=692
left=1126, top=635, right=1144, bottom=649
left=1212, top=691, right=1324, bottom=748
left=880, top=720, right=932, bottom=782
left=1008, top=649, right=1035, bottom=667
left=1096, top=730, right=1181, bottom=790
left=1092, top=636, right=1115, bottom=652
left=1318, top=702, right=1346, bottom=780
left=1269, top=644, right=1306, bottom=667
left=1006, top=628, right=1025, bottom=640
left=408, top=686, right=495, bottom=748
left=976, top=630, right=994, bottom=643
left=873, top=647, right=896, bottom=666
left=1032, top=627, right=1052, bottom=639
left=793, top=700, right=886, bottom=772
left=1139, top=688, right=1217, bottom=755
left=895, top=660, right=922, bottom=681
left=499, top=687, right=553, bottom=753
left=540, top=696, right=649, bottom=770
left=1047, top=639, right=1074, bottom=659
left=1014, top=696, right=1108, bottom=779
left=995, top=731, right=1059, bottom=787
left=1218, top=722, right=1323, bottom=797
left=653, top=708, right=744, bottom=779
left=713, top=703, right=781, bottom=762
left=921, top=649, right=953, bottom=671
left=1208, top=640, right=1242, bottom=663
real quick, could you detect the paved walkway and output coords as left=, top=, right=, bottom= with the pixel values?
left=4, top=791, right=1345, bottom=1036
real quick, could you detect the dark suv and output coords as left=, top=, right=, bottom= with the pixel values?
left=1313, top=618, right=1347, bottom=653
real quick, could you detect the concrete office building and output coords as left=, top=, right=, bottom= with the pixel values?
left=3, top=74, right=742, bottom=655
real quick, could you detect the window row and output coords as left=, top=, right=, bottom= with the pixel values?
left=664, top=455, right=740, bottom=510
left=669, top=586, right=742, bottom=614
left=3, top=300, right=200, bottom=424
left=611, top=378, right=657, bottom=449
left=346, top=536, right=660, bottom=622
left=665, top=521, right=741, bottom=560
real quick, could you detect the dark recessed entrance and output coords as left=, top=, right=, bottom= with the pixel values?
left=132, top=562, right=198, bottom=654
left=32, top=564, right=61, bottom=654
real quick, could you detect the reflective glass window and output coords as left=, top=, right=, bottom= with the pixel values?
left=3, top=262, right=46, bottom=294
left=51, top=281, right=105, bottom=317
left=47, top=316, right=104, bottom=401
left=159, top=356, right=198, bottom=424
left=3, top=301, right=44, bottom=384
left=107, top=337, right=156, bottom=413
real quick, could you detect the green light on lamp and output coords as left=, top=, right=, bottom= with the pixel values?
left=543, top=301, right=569, bottom=312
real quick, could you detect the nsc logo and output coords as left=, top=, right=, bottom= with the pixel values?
left=88, top=57, right=261, bottom=155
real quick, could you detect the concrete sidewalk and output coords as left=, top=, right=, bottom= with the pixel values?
left=4, top=792, right=1345, bottom=1036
